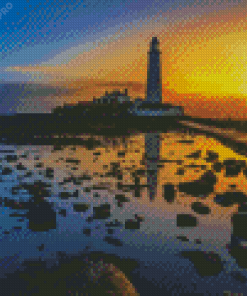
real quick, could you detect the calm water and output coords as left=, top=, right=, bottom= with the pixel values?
left=1, top=126, right=247, bottom=295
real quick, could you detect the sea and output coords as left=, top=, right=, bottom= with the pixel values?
left=0, top=124, right=247, bottom=295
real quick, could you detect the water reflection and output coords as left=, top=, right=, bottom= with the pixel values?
left=145, top=132, right=160, bottom=201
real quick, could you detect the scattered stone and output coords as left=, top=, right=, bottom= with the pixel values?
left=177, top=235, right=189, bottom=242
left=66, top=158, right=81, bottom=165
left=105, top=220, right=122, bottom=228
left=35, top=162, right=44, bottom=168
left=180, top=250, right=223, bottom=276
left=59, top=192, right=70, bottom=199
left=1, top=167, right=12, bottom=175
left=212, top=162, right=223, bottom=172
left=178, top=170, right=217, bottom=197
left=37, top=244, right=45, bottom=251
left=163, top=184, right=175, bottom=203
left=178, top=140, right=194, bottom=144
left=195, top=239, right=202, bottom=244
left=223, top=159, right=245, bottom=177
left=231, top=271, right=247, bottom=284
left=125, top=219, right=141, bottom=230
left=115, top=194, right=129, bottom=204
left=93, top=204, right=111, bottom=219
left=83, top=228, right=91, bottom=236
left=228, top=246, right=247, bottom=269
left=177, top=214, right=197, bottom=228
left=107, top=229, right=114, bottom=235
left=118, top=151, right=125, bottom=157
left=214, top=191, right=247, bottom=207
left=26, top=201, right=56, bottom=232
left=104, top=236, right=123, bottom=247
left=191, top=202, right=211, bottom=215
left=58, top=209, right=66, bottom=217
left=73, top=203, right=90, bottom=212
left=205, top=151, right=219, bottom=162
left=5, top=155, right=18, bottom=162
left=24, top=171, right=33, bottom=177
left=16, top=163, right=27, bottom=170
left=176, top=168, right=185, bottom=175
left=185, top=150, right=201, bottom=159
left=45, top=167, right=54, bottom=179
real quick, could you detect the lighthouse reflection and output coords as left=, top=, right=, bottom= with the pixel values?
left=145, top=132, right=161, bottom=201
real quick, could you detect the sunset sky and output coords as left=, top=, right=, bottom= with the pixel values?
left=1, top=0, right=247, bottom=118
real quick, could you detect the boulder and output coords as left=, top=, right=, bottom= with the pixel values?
left=177, top=214, right=197, bottom=227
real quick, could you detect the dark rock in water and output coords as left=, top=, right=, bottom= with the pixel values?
left=37, top=243, right=45, bottom=251
left=185, top=150, right=201, bottom=159
left=1, top=167, right=12, bottom=175
left=115, top=194, right=129, bottom=203
left=58, top=209, right=66, bottom=217
left=73, top=203, right=90, bottom=212
left=16, top=163, right=26, bottom=170
left=107, top=229, right=114, bottom=235
left=205, top=151, right=219, bottom=162
left=93, top=204, right=111, bottom=219
left=177, top=214, right=197, bottom=228
left=231, top=271, right=247, bottom=283
left=5, top=155, right=18, bottom=162
left=195, top=239, right=202, bottom=244
left=125, top=219, right=141, bottom=230
left=26, top=201, right=56, bottom=232
left=191, top=202, right=211, bottom=215
left=176, top=168, right=185, bottom=175
left=163, top=184, right=175, bottom=203
left=177, top=235, right=189, bottom=242
left=21, top=181, right=51, bottom=199
left=223, top=159, right=245, bottom=177
left=104, top=236, right=123, bottom=247
left=45, top=167, right=54, bottom=179
left=180, top=250, right=223, bottom=276
left=178, top=170, right=217, bottom=197
left=212, top=162, right=223, bottom=172
left=83, top=228, right=91, bottom=236
left=214, top=191, right=247, bottom=207
left=24, top=171, right=32, bottom=177
left=228, top=246, right=247, bottom=269
left=232, top=213, right=247, bottom=240
left=105, top=220, right=122, bottom=228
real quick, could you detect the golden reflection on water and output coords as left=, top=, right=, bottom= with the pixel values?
left=18, top=129, right=247, bottom=223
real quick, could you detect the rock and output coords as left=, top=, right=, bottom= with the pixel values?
left=93, top=204, right=111, bottom=219
left=176, top=168, right=185, bottom=175
left=177, top=235, right=189, bottom=242
left=180, top=250, right=223, bottom=276
left=163, top=184, right=175, bottom=203
left=212, top=162, right=223, bottom=172
left=104, top=236, right=123, bottom=247
left=16, top=163, right=27, bottom=170
left=58, top=209, right=66, bottom=217
left=205, top=151, right=219, bottom=162
left=178, top=170, right=217, bottom=197
left=185, top=150, right=201, bottom=159
left=5, top=155, right=18, bottom=162
left=177, top=214, right=197, bottom=227
left=37, top=244, right=45, bottom=251
left=214, top=191, right=247, bottom=207
left=73, top=203, right=90, bottom=212
left=27, top=202, right=56, bottom=231
left=83, top=228, right=91, bottom=236
left=1, top=167, right=12, bottom=175
left=45, top=167, right=54, bottom=178
left=115, top=194, right=129, bottom=203
left=228, top=246, right=247, bottom=269
left=191, top=202, right=211, bottom=215
left=125, top=219, right=141, bottom=230
left=231, top=271, right=247, bottom=283
left=105, top=220, right=122, bottom=228
left=223, top=159, right=245, bottom=177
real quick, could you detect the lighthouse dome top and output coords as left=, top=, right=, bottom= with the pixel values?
left=150, top=37, right=159, bottom=51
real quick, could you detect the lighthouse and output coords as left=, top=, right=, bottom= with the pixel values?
left=146, top=37, right=162, bottom=103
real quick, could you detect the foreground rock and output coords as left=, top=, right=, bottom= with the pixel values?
left=180, top=250, right=223, bottom=276
left=214, top=191, right=247, bottom=207
left=191, top=202, right=211, bottom=215
left=177, top=214, right=197, bottom=228
left=178, top=170, right=217, bottom=197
